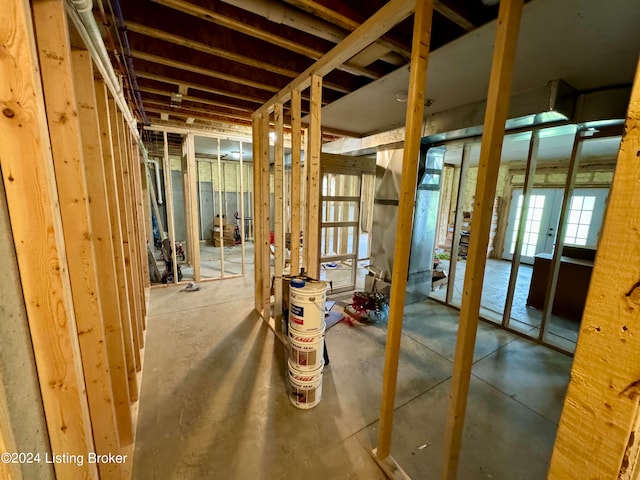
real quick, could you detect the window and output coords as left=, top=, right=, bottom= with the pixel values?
left=564, top=196, right=595, bottom=246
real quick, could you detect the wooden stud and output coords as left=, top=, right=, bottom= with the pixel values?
left=290, top=90, right=302, bottom=276
left=261, top=113, right=272, bottom=317
left=71, top=50, right=134, bottom=446
left=216, top=139, right=226, bottom=276
left=130, top=134, right=149, bottom=328
left=239, top=141, right=246, bottom=276
left=441, top=1, right=524, bottom=478
left=118, top=109, right=144, bottom=363
left=548, top=60, right=640, bottom=480
left=274, top=103, right=285, bottom=316
left=186, top=134, right=201, bottom=281
left=0, top=2, right=97, bottom=470
left=376, top=0, right=433, bottom=462
left=122, top=125, right=145, bottom=348
left=305, top=75, right=322, bottom=279
left=98, top=85, right=139, bottom=403
left=110, top=100, right=142, bottom=373
left=162, top=131, right=180, bottom=284
left=32, top=3, right=122, bottom=478
left=253, top=117, right=264, bottom=314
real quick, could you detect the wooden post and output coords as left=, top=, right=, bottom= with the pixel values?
left=441, top=1, right=524, bottom=478
left=97, top=84, right=139, bottom=403
left=261, top=113, right=272, bottom=317
left=123, top=127, right=146, bottom=344
left=274, top=102, right=285, bottom=316
left=548, top=61, right=640, bottom=479
left=162, top=131, right=180, bottom=284
left=239, top=142, right=246, bottom=276
left=110, top=99, right=142, bottom=372
left=291, top=90, right=302, bottom=275
left=305, top=75, right=322, bottom=279
left=71, top=50, right=133, bottom=446
left=129, top=136, right=150, bottom=319
left=0, top=0, right=98, bottom=460
left=216, top=140, right=227, bottom=276
left=32, top=3, right=122, bottom=478
left=253, top=117, right=264, bottom=314
left=375, top=0, right=433, bottom=467
left=186, top=134, right=201, bottom=281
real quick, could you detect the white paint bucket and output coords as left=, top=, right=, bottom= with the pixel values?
left=288, top=360, right=323, bottom=409
left=289, top=279, right=328, bottom=332
left=288, top=324, right=325, bottom=371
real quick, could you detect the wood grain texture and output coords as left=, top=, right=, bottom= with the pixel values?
left=376, top=0, right=433, bottom=461
left=290, top=90, right=302, bottom=276
left=98, top=85, right=138, bottom=404
left=548, top=61, right=640, bottom=480
left=33, top=2, right=123, bottom=478
left=305, top=75, right=322, bottom=279
left=252, top=117, right=264, bottom=314
left=72, top=50, right=133, bottom=447
left=274, top=103, right=284, bottom=316
left=110, top=100, right=142, bottom=375
left=0, top=0, right=97, bottom=477
left=261, top=113, right=271, bottom=317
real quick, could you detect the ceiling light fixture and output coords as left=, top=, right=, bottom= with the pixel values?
left=395, top=90, right=408, bottom=103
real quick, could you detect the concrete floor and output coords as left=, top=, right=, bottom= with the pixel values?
left=134, top=273, right=573, bottom=479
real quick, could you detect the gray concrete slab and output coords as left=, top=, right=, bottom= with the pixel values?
left=134, top=278, right=572, bottom=479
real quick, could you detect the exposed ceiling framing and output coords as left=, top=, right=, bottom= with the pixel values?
left=99, top=0, right=500, bottom=138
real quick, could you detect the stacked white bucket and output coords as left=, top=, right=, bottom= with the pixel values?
left=287, top=277, right=328, bottom=409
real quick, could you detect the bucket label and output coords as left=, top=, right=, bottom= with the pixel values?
left=290, top=304, right=304, bottom=317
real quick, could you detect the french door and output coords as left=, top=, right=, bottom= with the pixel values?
left=504, top=187, right=609, bottom=263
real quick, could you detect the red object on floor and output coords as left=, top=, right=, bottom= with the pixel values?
left=270, top=231, right=274, bottom=244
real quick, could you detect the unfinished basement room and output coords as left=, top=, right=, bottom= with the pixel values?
left=2, top=0, right=640, bottom=479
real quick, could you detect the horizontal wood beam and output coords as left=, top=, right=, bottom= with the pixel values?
left=143, top=99, right=252, bottom=121
left=434, top=0, right=475, bottom=31
left=127, top=21, right=299, bottom=78
left=253, top=0, right=414, bottom=116
left=131, top=49, right=280, bottom=93
left=138, top=86, right=254, bottom=112
left=145, top=106, right=253, bottom=126
left=136, top=71, right=266, bottom=104
left=283, top=0, right=411, bottom=58
left=151, top=0, right=380, bottom=80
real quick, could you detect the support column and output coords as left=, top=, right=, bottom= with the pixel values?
left=441, top=1, right=524, bottom=478
left=305, top=75, right=322, bottom=279
left=274, top=103, right=285, bottom=316
left=290, top=90, right=302, bottom=276
left=375, top=1, right=434, bottom=472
